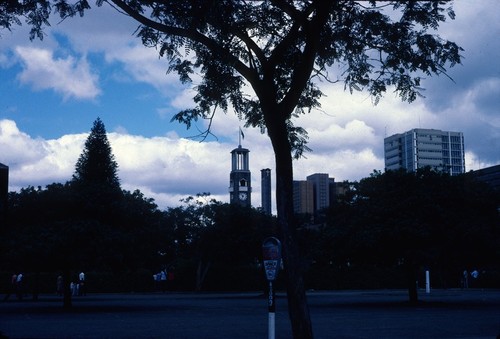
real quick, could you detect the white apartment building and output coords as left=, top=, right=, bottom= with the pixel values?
left=384, top=128, right=465, bottom=175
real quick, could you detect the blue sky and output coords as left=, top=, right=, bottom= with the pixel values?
left=1, top=1, right=500, bottom=210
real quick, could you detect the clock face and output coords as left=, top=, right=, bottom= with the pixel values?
left=239, top=192, right=247, bottom=201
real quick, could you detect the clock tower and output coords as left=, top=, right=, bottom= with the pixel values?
left=229, top=143, right=251, bottom=207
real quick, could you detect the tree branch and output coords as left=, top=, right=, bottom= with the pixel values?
left=108, top=0, right=259, bottom=83
left=279, top=1, right=331, bottom=115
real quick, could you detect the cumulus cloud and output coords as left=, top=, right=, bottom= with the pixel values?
left=14, top=46, right=101, bottom=100
left=110, top=134, right=227, bottom=192
left=2, top=119, right=255, bottom=209
left=0, top=119, right=48, bottom=164
left=0, top=120, right=85, bottom=189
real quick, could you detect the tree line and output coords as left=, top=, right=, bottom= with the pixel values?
left=0, top=118, right=276, bottom=307
left=310, top=169, right=500, bottom=302
left=1, top=119, right=499, bottom=308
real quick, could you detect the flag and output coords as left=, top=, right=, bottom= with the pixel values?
left=239, top=127, right=245, bottom=140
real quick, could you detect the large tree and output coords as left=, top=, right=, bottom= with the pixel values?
left=72, top=117, right=122, bottom=221
left=4, top=2, right=463, bottom=337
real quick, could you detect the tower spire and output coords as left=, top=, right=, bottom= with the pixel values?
left=229, top=140, right=251, bottom=207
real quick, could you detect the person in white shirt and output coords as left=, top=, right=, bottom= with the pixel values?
left=78, top=272, right=86, bottom=296
left=16, top=273, right=23, bottom=300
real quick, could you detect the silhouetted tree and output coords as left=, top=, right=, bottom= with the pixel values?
left=71, top=117, right=122, bottom=221
left=72, top=117, right=120, bottom=189
left=163, top=194, right=275, bottom=291
left=6, top=3, right=463, bottom=336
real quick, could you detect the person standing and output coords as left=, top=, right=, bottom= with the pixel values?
left=160, top=270, right=167, bottom=292
left=56, top=275, right=63, bottom=296
left=78, top=272, right=86, bottom=296
left=471, top=269, right=479, bottom=288
left=16, top=273, right=23, bottom=300
left=462, top=270, right=469, bottom=289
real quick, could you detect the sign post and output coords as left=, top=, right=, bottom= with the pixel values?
left=262, top=237, right=281, bottom=339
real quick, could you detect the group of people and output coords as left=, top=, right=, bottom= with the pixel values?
left=153, top=268, right=174, bottom=292
left=56, top=272, right=86, bottom=296
left=3, top=272, right=24, bottom=301
left=462, top=269, right=480, bottom=288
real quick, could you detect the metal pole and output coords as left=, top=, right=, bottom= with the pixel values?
left=425, top=270, right=431, bottom=294
left=268, top=281, right=275, bottom=339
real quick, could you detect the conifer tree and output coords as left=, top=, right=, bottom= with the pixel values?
left=73, top=117, right=120, bottom=191
left=72, top=118, right=122, bottom=216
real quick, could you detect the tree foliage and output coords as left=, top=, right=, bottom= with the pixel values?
left=163, top=194, right=276, bottom=291
left=322, top=169, right=500, bottom=300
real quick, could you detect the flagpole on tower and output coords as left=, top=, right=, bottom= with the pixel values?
left=239, top=127, right=245, bottom=147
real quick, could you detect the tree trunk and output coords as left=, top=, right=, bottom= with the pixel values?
left=267, top=112, right=314, bottom=339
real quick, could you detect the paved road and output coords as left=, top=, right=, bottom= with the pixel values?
left=1, top=289, right=499, bottom=338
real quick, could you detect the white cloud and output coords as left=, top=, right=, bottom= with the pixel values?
left=109, top=133, right=229, bottom=193
left=0, top=119, right=47, bottom=164
left=104, top=44, right=181, bottom=92
left=1, top=119, right=85, bottom=189
left=14, top=46, right=101, bottom=100
left=294, top=148, right=382, bottom=182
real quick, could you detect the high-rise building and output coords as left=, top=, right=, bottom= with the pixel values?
left=293, top=173, right=338, bottom=215
left=229, top=144, right=252, bottom=207
left=384, top=128, right=465, bottom=175
left=261, top=168, right=272, bottom=215
left=306, top=173, right=331, bottom=212
left=293, top=180, right=314, bottom=215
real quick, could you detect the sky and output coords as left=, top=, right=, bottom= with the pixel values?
left=1, top=1, right=499, bottom=211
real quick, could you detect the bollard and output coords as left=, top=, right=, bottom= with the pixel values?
left=425, top=270, right=431, bottom=294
